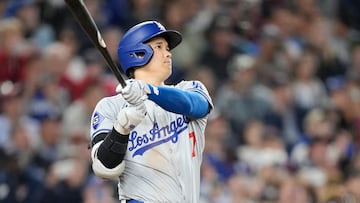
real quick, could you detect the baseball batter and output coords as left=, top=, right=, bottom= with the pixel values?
left=89, top=21, right=213, bottom=203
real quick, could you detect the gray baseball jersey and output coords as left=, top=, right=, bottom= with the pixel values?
left=90, top=80, right=213, bottom=203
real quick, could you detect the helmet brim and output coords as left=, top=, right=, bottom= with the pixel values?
left=147, top=30, right=182, bottom=50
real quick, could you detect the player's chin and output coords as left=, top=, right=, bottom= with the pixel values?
left=168, top=66, right=173, bottom=75
left=164, top=63, right=172, bottom=72
left=164, top=66, right=172, bottom=78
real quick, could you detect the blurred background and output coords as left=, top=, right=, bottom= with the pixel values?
left=1, top=0, right=360, bottom=202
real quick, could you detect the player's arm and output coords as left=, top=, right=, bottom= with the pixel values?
left=90, top=101, right=146, bottom=180
left=118, top=80, right=211, bottom=119
left=147, top=85, right=210, bottom=119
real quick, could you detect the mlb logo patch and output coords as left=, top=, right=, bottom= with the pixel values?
left=92, top=112, right=104, bottom=130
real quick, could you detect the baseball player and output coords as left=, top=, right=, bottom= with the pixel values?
left=89, top=21, right=213, bottom=203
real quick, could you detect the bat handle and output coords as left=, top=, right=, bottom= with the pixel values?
left=114, top=68, right=127, bottom=87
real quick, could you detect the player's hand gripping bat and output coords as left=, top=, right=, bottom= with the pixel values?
left=64, top=0, right=126, bottom=87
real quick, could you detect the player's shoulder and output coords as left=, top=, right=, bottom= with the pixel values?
left=174, top=80, right=207, bottom=91
left=175, top=80, right=214, bottom=110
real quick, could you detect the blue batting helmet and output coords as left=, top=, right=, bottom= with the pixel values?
left=117, top=21, right=182, bottom=76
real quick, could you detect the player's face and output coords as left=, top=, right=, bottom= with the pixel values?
left=145, top=37, right=172, bottom=81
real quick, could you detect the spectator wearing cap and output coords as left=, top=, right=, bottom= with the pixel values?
left=255, top=5, right=305, bottom=85
left=199, top=14, right=240, bottom=83
left=0, top=18, right=35, bottom=83
left=30, top=111, right=62, bottom=181
left=291, top=108, right=335, bottom=167
left=291, top=46, right=330, bottom=129
left=0, top=81, right=40, bottom=151
left=263, top=74, right=303, bottom=150
left=6, top=0, right=55, bottom=51
left=215, top=54, right=271, bottom=147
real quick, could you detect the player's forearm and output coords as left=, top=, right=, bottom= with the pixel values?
left=147, top=85, right=209, bottom=119
left=91, top=129, right=129, bottom=179
left=96, top=129, right=129, bottom=168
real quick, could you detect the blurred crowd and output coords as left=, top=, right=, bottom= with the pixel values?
left=1, top=0, right=360, bottom=202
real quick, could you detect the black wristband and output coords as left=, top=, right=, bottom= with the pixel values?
left=96, top=128, right=130, bottom=169
left=102, top=128, right=129, bottom=154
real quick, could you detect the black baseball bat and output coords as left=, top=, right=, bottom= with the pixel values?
left=64, top=0, right=126, bottom=87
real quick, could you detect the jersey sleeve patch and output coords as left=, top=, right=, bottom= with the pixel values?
left=92, top=111, right=105, bottom=130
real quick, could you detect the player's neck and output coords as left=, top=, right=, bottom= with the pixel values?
left=134, top=75, right=164, bottom=86
left=134, top=71, right=166, bottom=86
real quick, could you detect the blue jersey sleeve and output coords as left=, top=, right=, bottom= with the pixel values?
left=147, top=85, right=210, bottom=119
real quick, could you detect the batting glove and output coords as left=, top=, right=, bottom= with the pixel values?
left=114, top=102, right=147, bottom=135
left=116, top=79, right=151, bottom=105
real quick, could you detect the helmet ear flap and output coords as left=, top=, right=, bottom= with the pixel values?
left=118, top=43, right=154, bottom=73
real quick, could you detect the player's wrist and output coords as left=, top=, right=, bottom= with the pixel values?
left=114, top=121, right=130, bottom=135
left=103, top=128, right=129, bottom=152
left=110, top=127, right=130, bottom=140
